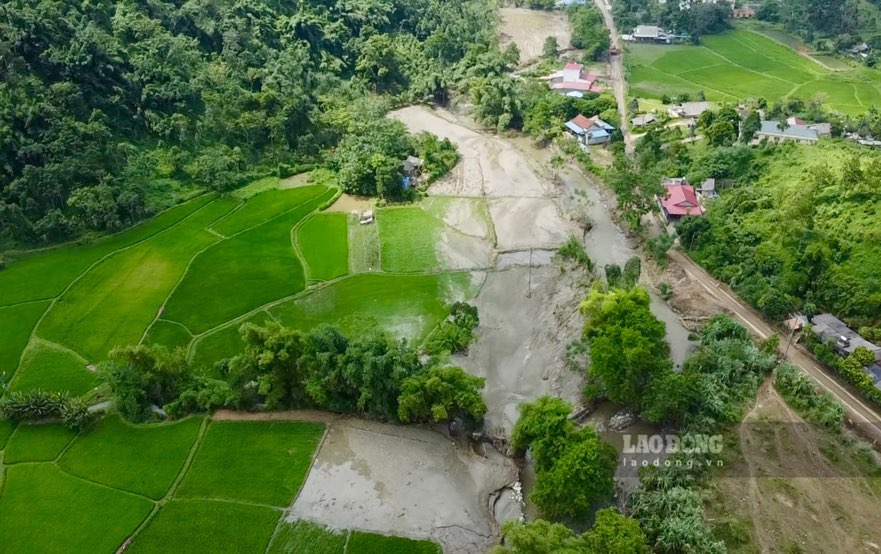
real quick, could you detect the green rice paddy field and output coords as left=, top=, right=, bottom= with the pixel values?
left=0, top=181, right=479, bottom=386
left=627, top=29, right=881, bottom=115
left=0, top=180, right=465, bottom=552
left=0, top=418, right=438, bottom=553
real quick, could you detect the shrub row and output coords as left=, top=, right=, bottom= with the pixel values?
left=422, top=302, right=480, bottom=356
left=803, top=328, right=881, bottom=408
left=774, top=363, right=844, bottom=430
left=0, top=389, right=93, bottom=430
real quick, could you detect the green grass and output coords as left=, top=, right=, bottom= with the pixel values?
left=347, top=532, right=441, bottom=554
left=0, top=300, right=49, bottom=379
left=4, top=423, right=77, bottom=463
left=212, top=186, right=326, bottom=236
left=0, top=464, right=154, bottom=554
left=377, top=207, right=442, bottom=273
left=297, top=213, right=349, bottom=280
left=233, top=175, right=281, bottom=199
left=162, top=187, right=334, bottom=334
left=190, top=311, right=274, bottom=376
left=129, top=499, right=280, bottom=553
left=0, top=419, right=14, bottom=449
left=627, top=29, right=881, bottom=115
left=269, top=520, right=349, bottom=554
left=270, top=272, right=476, bottom=342
left=0, top=195, right=214, bottom=306
left=59, top=416, right=202, bottom=499
left=10, top=344, right=97, bottom=396
left=36, top=198, right=238, bottom=361
left=268, top=521, right=442, bottom=554
left=176, top=421, right=324, bottom=506
left=348, top=217, right=381, bottom=273
left=144, top=319, right=193, bottom=351
left=128, top=499, right=280, bottom=553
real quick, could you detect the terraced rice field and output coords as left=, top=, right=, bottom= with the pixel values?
left=0, top=417, right=438, bottom=553
left=0, top=177, right=481, bottom=394
left=627, top=29, right=881, bottom=115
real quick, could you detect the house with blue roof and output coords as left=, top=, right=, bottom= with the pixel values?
left=754, top=119, right=832, bottom=144
left=565, top=114, right=615, bottom=146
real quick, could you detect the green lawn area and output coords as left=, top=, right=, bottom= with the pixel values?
left=627, top=29, right=881, bottom=115
left=176, top=421, right=324, bottom=506
left=377, top=207, right=442, bottom=273
left=297, top=212, right=349, bottom=281
left=190, top=311, right=274, bottom=375
left=128, top=499, right=280, bottom=553
left=59, top=416, right=203, bottom=499
left=0, top=419, right=15, bottom=449
left=348, top=217, right=381, bottom=273
left=0, top=195, right=214, bottom=307
left=269, top=520, right=349, bottom=554
left=36, top=198, right=238, bottom=361
left=9, top=343, right=97, bottom=396
left=4, top=423, right=77, bottom=463
left=347, top=532, right=441, bottom=554
left=0, top=300, right=49, bottom=379
left=211, top=186, right=326, bottom=237
left=144, top=319, right=193, bottom=351
left=0, top=464, right=154, bottom=554
left=268, top=521, right=442, bottom=554
left=162, top=187, right=334, bottom=334
left=270, top=272, right=477, bottom=342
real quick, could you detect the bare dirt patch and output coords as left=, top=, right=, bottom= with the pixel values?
left=708, top=381, right=881, bottom=552
left=326, top=193, right=374, bottom=213
left=488, top=197, right=570, bottom=251
left=454, top=265, right=587, bottom=434
left=499, top=8, right=571, bottom=65
left=279, top=173, right=311, bottom=189
left=289, top=419, right=517, bottom=553
left=389, top=107, right=554, bottom=198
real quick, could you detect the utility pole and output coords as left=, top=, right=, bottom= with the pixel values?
left=527, top=248, right=533, bottom=299
left=784, top=324, right=797, bottom=358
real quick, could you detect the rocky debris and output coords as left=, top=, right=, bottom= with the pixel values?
left=607, top=407, right=637, bottom=431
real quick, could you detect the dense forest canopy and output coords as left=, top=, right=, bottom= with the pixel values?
left=0, top=0, right=496, bottom=244
left=612, top=0, right=731, bottom=39
left=756, top=0, right=881, bottom=51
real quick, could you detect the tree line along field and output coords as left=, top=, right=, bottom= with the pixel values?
left=627, top=29, right=881, bottom=115
left=0, top=178, right=482, bottom=394
left=0, top=417, right=438, bottom=553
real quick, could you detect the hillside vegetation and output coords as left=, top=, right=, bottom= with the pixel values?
left=0, top=0, right=492, bottom=244
left=680, top=140, right=881, bottom=327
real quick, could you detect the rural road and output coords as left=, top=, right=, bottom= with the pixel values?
left=593, top=0, right=634, bottom=154
left=669, top=250, right=881, bottom=444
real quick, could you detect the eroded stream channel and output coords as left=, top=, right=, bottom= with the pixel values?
left=290, top=106, right=695, bottom=553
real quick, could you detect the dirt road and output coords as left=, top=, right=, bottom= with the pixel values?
left=592, top=0, right=634, bottom=154
left=670, top=250, right=881, bottom=444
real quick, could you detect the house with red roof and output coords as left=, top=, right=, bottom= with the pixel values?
left=658, top=178, right=704, bottom=220
left=543, top=60, right=604, bottom=97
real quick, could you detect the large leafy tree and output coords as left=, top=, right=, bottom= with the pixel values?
left=511, top=397, right=617, bottom=520
left=530, top=428, right=617, bottom=520
left=397, top=365, right=487, bottom=426
left=580, top=287, right=672, bottom=408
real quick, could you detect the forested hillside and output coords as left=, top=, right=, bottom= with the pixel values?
left=0, top=0, right=494, bottom=244
left=612, top=0, right=730, bottom=39
left=756, top=0, right=881, bottom=48
left=678, top=141, right=881, bottom=328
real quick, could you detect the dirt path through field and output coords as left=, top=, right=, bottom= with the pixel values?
left=592, top=0, right=634, bottom=154
left=712, top=381, right=881, bottom=552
